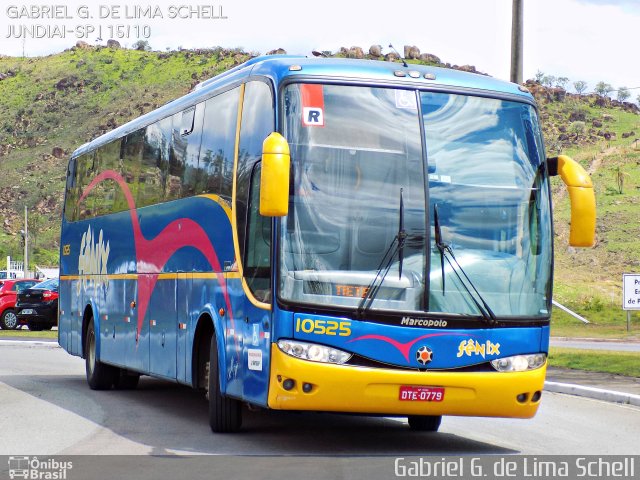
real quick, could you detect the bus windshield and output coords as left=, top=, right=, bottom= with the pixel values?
left=279, top=83, right=552, bottom=320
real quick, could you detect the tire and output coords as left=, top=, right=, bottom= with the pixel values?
left=0, top=309, right=18, bottom=330
left=85, top=316, right=116, bottom=390
left=113, top=369, right=140, bottom=390
left=27, top=321, right=44, bottom=331
left=408, top=415, right=442, bottom=432
left=208, top=334, right=241, bottom=433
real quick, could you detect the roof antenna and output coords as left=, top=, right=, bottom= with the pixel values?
left=388, top=44, right=408, bottom=68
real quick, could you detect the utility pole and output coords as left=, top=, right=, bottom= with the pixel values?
left=510, top=0, right=524, bottom=84
left=23, top=206, right=28, bottom=278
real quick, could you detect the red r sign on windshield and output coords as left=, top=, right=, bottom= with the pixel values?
left=301, top=84, right=325, bottom=127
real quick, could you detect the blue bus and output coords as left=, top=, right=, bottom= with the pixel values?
left=59, top=55, right=595, bottom=432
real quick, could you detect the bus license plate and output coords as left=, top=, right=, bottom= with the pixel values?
left=20, top=309, right=34, bottom=315
left=399, top=386, right=445, bottom=402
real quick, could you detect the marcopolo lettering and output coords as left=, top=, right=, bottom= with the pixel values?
left=400, top=317, right=448, bottom=328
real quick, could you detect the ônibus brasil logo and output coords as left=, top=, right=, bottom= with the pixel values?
left=8, top=456, right=73, bottom=479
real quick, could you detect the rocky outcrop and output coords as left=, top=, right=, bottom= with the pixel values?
left=404, top=45, right=421, bottom=59
left=384, top=52, right=399, bottom=62
left=419, top=53, right=441, bottom=64
left=347, top=46, right=365, bottom=59
left=369, top=45, right=382, bottom=57
left=0, top=69, right=17, bottom=81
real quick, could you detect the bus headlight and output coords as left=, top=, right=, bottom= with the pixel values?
left=491, top=353, right=546, bottom=372
left=278, top=340, right=352, bottom=365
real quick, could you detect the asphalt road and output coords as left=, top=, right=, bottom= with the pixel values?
left=549, top=339, right=640, bottom=352
left=1, top=342, right=639, bottom=478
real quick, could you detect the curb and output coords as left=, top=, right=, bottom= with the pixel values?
left=0, top=339, right=59, bottom=347
left=545, top=381, right=640, bottom=407
left=551, top=337, right=639, bottom=344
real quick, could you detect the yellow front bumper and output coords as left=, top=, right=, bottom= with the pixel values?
left=267, top=345, right=546, bottom=418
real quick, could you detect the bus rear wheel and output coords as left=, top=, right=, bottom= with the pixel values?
left=408, top=415, right=442, bottom=432
left=85, top=317, right=116, bottom=390
left=207, top=334, right=242, bottom=433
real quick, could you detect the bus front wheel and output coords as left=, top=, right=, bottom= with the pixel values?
left=408, top=415, right=442, bottom=432
left=85, top=317, right=116, bottom=390
left=207, top=334, right=242, bottom=433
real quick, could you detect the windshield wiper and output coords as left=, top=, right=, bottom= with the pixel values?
left=356, top=189, right=406, bottom=318
left=398, top=188, right=406, bottom=280
left=433, top=204, right=497, bottom=326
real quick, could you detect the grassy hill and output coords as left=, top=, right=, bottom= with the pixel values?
left=0, top=46, right=250, bottom=264
left=1, top=45, right=639, bottom=335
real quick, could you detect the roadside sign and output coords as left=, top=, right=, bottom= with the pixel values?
left=622, top=274, right=640, bottom=310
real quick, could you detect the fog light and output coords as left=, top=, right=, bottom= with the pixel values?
left=517, top=393, right=528, bottom=403
left=531, top=391, right=542, bottom=402
left=302, top=382, right=313, bottom=393
left=283, top=379, right=295, bottom=391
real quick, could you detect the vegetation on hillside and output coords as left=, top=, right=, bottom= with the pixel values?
left=525, top=79, right=640, bottom=336
left=0, top=45, right=250, bottom=265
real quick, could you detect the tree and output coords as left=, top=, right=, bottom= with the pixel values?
left=617, top=87, right=630, bottom=103
left=573, top=80, right=588, bottom=95
left=595, top=81, right=613, bottom=98
left=555, top=77, right=569, bottom=89
left=534, top=70, right=545, bottom=83
left=569, top=121, right=586, bottom=135
left=542, top=75, right=556, bottom=88
left=132, top=40, right=151, bottom=51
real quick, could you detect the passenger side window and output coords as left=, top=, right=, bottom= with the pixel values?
left=64, top=157, right=78, bottom=222
left=76, top=152, right=96, bottom=219
left=236, top=81, right=274, bottom=264
left=168, top=104, right=205, bottom=200
left=198, top=87, right=240, bottom=200
left=139, top=117, right=171, bottom=208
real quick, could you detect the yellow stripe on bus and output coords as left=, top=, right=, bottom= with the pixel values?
left=61, top=272, right=243, bottom=281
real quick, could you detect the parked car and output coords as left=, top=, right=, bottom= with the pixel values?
left=0, top=279, right=39, bottom=329
left=15, top=277, right=59, bottom=331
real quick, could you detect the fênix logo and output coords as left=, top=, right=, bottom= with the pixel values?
left=77, top=226, right=110, bottom=293
left=8, top=456, right=73, bottom=480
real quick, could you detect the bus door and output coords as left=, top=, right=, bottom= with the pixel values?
left=231, top=79, right=275, bottom=405
left=226, top=161, right=273, bottom=404
left=239, top=163, right=273, bottom=405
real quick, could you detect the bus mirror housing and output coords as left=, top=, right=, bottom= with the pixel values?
left=548, top=155, right=596, bottom=247
left=260, top=132, right=291, bottom=217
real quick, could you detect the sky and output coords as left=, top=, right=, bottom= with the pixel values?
left=1, top=0, right=638, bottom=98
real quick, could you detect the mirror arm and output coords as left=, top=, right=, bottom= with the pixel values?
left=547, top=155, right=596, bottom=248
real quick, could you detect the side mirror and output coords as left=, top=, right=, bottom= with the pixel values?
left=260, top=132, right=291, bottom=217
left=547, top=155, right=596, bottom=247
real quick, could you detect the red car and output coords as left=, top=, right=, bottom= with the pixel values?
left=0, top=279, right=39, bottom=330
left=16, top=278, right=60, bottom=331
